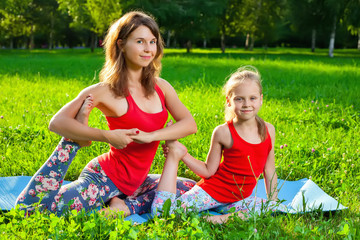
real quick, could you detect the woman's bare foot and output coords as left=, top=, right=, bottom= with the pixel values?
left=71, top=95, right=94, bottom=147
left=99, top=197, right=131, bottom=218
left=166, top=140, right=188, bottom=161
left=75, top=94, right=93, bottom=126
left=204, top=214, right=229, bottom=224
left=204, top=211, right=247, bottom=224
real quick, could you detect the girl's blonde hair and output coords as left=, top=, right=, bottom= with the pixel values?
left=99, top=11, right=164, bottom=97
left=223, top=66, right=267, bottom=141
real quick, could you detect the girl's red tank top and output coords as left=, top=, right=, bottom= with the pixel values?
left=97, top=85, right=168, bottom=195
left=197, top=120, right=272, bottom=203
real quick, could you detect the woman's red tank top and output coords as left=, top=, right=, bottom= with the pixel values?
left=97, top=85, right=168, bottom=195
left=197, top=120, right=272, bottom=203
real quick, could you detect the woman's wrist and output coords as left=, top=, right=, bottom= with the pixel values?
left=99, top=129, right=110, bottom=143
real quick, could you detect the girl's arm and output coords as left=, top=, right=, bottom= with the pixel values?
left=263, top=123, right=278, bottom=201
left=181, top=125, right=226, bottom=179
left=131, top=78, right=197, bottom=143
left=48, top=84, right=138, bottom=149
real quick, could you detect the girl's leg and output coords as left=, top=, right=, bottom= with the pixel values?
left=177, top=185, right=224, bottom=213
left=102, top=175, right=196, bottom=216
left=214, top=196, right=288, bottom=217
left=124, top=176, right=196, bottom=215
left=151, top=141, right=187, bottom=216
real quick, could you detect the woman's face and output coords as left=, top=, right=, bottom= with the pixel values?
left=120, top=25, right=157, bottom=70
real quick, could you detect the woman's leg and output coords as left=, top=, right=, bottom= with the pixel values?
left=15, top=138, right=81, bottom=214
left=15, top=96, right=97, bottom=214
left=101, top=175, right=196, bottom=216
left=52, top=158, right=122, bottom=216
left=151, top=141, right=187, bottom=216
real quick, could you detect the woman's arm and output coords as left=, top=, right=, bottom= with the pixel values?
left=48, top=84, right=138, bottom=149
left=263, top=123, right=278, bottom=201
left=132, top=78, right=197, bottom=143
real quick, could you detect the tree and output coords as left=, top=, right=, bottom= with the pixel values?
left=224, top=0, right=286, bottom=51
left=0, top=0, right=33, bottom=48
left=344, top=0, right=360, bottom=50
left=288, top=0, right=327, bottom=52
left=129, top=0, right=227, bottom=52
left=58, top=0, right=123, bottom=52
left=324, top=0, right=349, bottom=57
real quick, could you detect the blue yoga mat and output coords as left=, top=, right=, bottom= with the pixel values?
left=0, top=176, right=347, bottom=224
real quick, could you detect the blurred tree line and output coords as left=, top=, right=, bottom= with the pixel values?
left=0, top=0, right=359, bottom=56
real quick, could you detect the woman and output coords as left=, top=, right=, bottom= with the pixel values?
left=15, top=11, right=197, bottom=216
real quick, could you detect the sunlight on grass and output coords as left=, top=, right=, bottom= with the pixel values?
left=0, top=48, right=359, bottom=238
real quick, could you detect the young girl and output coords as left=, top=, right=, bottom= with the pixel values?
left=15, top=11, right=197, bottom=216
left=151, top=66, right=283, bottom=223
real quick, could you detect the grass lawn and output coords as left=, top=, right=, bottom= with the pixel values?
left=0, top=47, right=359, bottom=239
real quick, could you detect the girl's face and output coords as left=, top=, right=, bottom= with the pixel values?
left=120, top=25, right=157, bottom=70
left=227, top=79, right=263, bottom=122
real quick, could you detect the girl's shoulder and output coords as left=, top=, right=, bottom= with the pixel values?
left=264, top=122, right=275, bottom=134
left=264, top=122, right=276, bottom=143
left=212, top=123, right=232, bottom=147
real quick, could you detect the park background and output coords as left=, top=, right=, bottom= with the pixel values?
left=1, top=0, right=360, bottom=239
left=1, top=0, right=360, bottom=55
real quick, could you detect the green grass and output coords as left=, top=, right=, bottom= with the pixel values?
left=0, top=48, right=359, bottom=239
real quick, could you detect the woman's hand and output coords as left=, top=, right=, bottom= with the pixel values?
left=104, top=128, right=139, bottom=149
left=131, top=131, right=154, bottom=144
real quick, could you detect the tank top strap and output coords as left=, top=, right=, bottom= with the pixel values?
left=227, top=119, right=272, bottom=147
left=125, top=84, right=166, bottom=114
left=226, top=120, right=240, bottom=145
left=154, top=84, right=166, bottom=108
left=125, top=92, right=135, bottom=113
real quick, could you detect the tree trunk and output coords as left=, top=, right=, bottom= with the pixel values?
left=49, top=12, right=54, bottom=50
left=29, top=25, right=35, bottom=50
left=245, top=33, right=250, bottom=50
left=311, top=28, right=316, bottom=52
left=220, top=33, right=225, bottom=53
left=10, top=38, right=14, bottom=49
left=328, top=16, right=336, bottom=58
left=90, top=32, right=96, bottom=53
left=250, top=36, right=254, bottom=51
left=166, top=30, right=171, bottom=47
left=186, top=40, right=191, bottom=53
left=203, top=38, right=207, bottom=48
left=358, top=29, right=360, bottom=50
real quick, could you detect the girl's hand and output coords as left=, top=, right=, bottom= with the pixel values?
left=162, top=143, right=170, bottom=158
left=104, top=129, right=139, bottom=149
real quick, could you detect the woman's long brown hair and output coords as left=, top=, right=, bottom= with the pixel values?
left=99, top=11, right=164, bottom=97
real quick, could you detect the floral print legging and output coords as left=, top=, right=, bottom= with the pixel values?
left=15, top=138, right=197, bottom=216
left=151, top=186, right=287, bottom=217
left=15, top=138, right=123, bottom=216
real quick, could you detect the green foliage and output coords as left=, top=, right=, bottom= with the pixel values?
left=0, top=48, right=360, bottom=238
left=58, top=0, right=122, bottom=36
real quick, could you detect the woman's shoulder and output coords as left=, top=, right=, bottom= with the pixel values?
left=80, top=83, right=111, bottom=95
left=155, top=77, right=172, bottom=89
left=155, top=77, right=176, bottom=97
